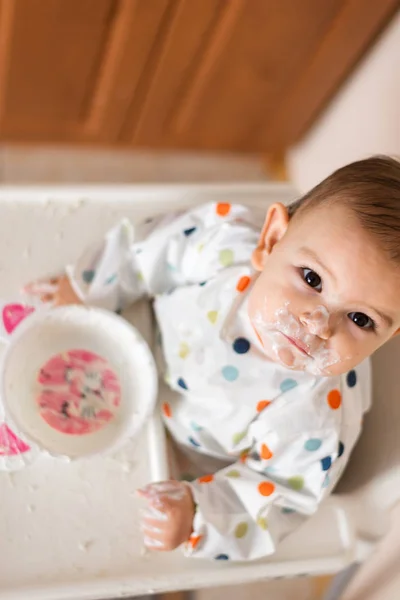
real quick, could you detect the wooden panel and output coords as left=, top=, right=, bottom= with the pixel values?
left=0, top=0, right=114, bottom=139
left=85, top=0, right=171, bottom=140
left=260, top=0, right=400, bottom=149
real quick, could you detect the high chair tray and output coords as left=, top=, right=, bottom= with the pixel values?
left=0, top=183, right=360, bottom=600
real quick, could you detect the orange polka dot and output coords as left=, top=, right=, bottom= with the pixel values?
left=216, top=202, right=231, bottom=217
left=257, top=400, right=271, bottom=412
left=188, top=535, right=203, bottom=549
left=327, top=389, right=342, bottom=410
left=162, top=402, right=171, bottom=418
left=236, top=275, right=251, bottom=292
left=260, top=444, right=273, bottom=460
left=198, top=474, right=214, bottom=484
left=240, top=450, right=249, bottom=463
left=258, top=481, right=275, bottom=497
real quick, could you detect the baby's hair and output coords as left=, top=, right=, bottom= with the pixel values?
left=288, top=155, right=400, bottom=262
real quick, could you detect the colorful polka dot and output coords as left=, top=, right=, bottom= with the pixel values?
left=260, top=443, right=273, bottom=460
left=82, top=269, right=95, bottom=284
left=250, top=451, right=260, bottom=461
left=162, top=402, right=172, bottom=418
left=288, top=476, right=304, bottom=491
left=304, top=438, right=322, bottom=452
left=180, top=473, right=196, bottom=482
left=216, top=202, right=231, bottom=217
left=233, top=431, right=246, bottom=445
left=178, top=342, right=190, bottom=359
left=198, top=474, right=214, bottom=484
left=105, top=273, right=117, bottom=285
left=232, top=337, right=250, bottom=354
left=199, top=281, right=207, bottom=286
left=235, top=522, right=248, bottom=538
left=191, top=421, right=202, bottom=432
left=258, top=481, right=275, bottom=496
left=257, top=516, right=268, bottom=530
left=207, top=310, right=218, bottom=324
left=321, top=456, right=332, bottom=471
left=327, top=389, right=341, bottom=410
left=236, top=275, right=251, bottom=292
left=188, top=437, right=201, bottom=448
left=280, top=378, right=298, bottom=393
left=257, top=400, right=271, bottom=412
left=177, top=377, right=188, bottom=390
left=281, top=507, right=296, bottom=514
left=219, top=248, right=234, bottom=267
left=188, top=535, right=203, bottom=549
left=226, top=469, right=241, bottom=478
left=183, top=226, right=197, bottom=236
left=240, top=450, right=249, bottom=463
left=222, top=365, right=239, bottom=382
left=215, top=554, right=229, bottom=560
left=347, top=370, right=357, bottom=387
left=197, top=244, right=205, bottom=253
left=338, top=441, right=345, bottom=458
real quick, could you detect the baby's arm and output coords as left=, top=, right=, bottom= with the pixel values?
left=27, top=202, right=259, bottom=312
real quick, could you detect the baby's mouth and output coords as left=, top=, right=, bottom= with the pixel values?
left=279, top=333, right=312, bottom=357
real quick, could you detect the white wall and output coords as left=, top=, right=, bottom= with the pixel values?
left=287, top=11, right=400, bottom=193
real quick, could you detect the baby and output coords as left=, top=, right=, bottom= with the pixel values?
left=28, top=155, right=400, bottom=561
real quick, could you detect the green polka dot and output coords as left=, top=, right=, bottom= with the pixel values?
left=235, top=522, right=248, bottom=538
left=257, top=517, right=268, bottom=530
left=226, top=469, right=241, bottom=478
left=232, top=431, right=246, bottom=445
left=137, top=271, right=144, bottom=282
left=180, top=472, right=196, bottom=482
left=207, top=310, right=218, bottom=324
left=178, top=342, right=190, bottom=359
left=219, top=248, right=234, bottom=267
left=288, top=476, right=304, bottom=491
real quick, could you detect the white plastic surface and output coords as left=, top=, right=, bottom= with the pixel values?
left=2, top=306, right=157, bottom=459
left=0, top=183, right=392, bottom=599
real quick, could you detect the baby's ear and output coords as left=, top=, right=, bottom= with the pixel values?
left=251, top=203, right=289, bottom=271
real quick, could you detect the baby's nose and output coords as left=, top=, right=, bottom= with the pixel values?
left=299, top=309, right=332, bottom=339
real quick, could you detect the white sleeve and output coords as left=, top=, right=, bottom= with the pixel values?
left=186, top=427, right=346, bottom=561
left=66, top=202, right=259, bottom=311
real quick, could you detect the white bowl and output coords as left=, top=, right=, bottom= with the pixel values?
left=1, top=306, right=158, bottom=459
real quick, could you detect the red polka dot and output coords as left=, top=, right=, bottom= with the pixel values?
left=236, top=276, right=251, bottom=292
left=327, top=389, right=341, bottom=410
left=216, top=202, right=231, bottom=217
left=257, top=400, right=271, bottom=412
left=162, top=402, right=172, bottom=418
left=260, top=444, right=273, bottom=460
left=198, top=474, right=214, bottom=484
left=258, top=481, right=275, bottom=497
left=240, top=450, right=249, bottom=463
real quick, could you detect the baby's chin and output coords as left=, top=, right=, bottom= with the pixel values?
left=260, top=338, right=345, bottom=377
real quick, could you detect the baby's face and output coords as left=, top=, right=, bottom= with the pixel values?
left=248, top=202, right=400, bottom=376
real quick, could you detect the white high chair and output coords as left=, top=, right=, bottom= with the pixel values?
left=0, top=183, right=398, bottom=600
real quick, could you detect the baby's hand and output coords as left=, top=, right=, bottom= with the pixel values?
left=24, top=275, right=82, bottom=307
left=138, top=481, right=195, bottom=551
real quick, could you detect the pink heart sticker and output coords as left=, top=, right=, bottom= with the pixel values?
left=0, top=423, right=30, bottom=455
left=2, top=304, right=34, bottom=334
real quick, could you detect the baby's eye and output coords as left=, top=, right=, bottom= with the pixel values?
left=348, top=312, right=375, bottom=330
left=302, top=268, right=322, bottom=291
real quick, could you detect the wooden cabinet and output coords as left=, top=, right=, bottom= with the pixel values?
left=0, top=0, right=397, bottom=152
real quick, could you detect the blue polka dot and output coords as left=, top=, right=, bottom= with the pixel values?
left=232, top=337, right=250, bottom=354
left=347, top=370, right=357, bottom=387
left=188, top=437, right=201, bottom=448
left=280, top=378, right=298, bottom=393
left=82, top=269, right=95, bottom=284
left=191, top=421, right=202, bottom=432
left=338, top=441, right=345, bottom=458
left=305, top=438, right=322, bottom=452
left=281, top=507, right=296, bottom=514
left=177, top=377, right=188, bottom=390
left=105, top=273, right=117, bottom=285
left=321, top=456, right=332, bottom=471
left=215, top=554, right=229, bottom=560
left=199, top=281, right=207, bottom=286
left=322, top=474, right=330, bottom=488
left=183, top=226, right=197, bottom=236
left=222, top=365, right=239, bottom=382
